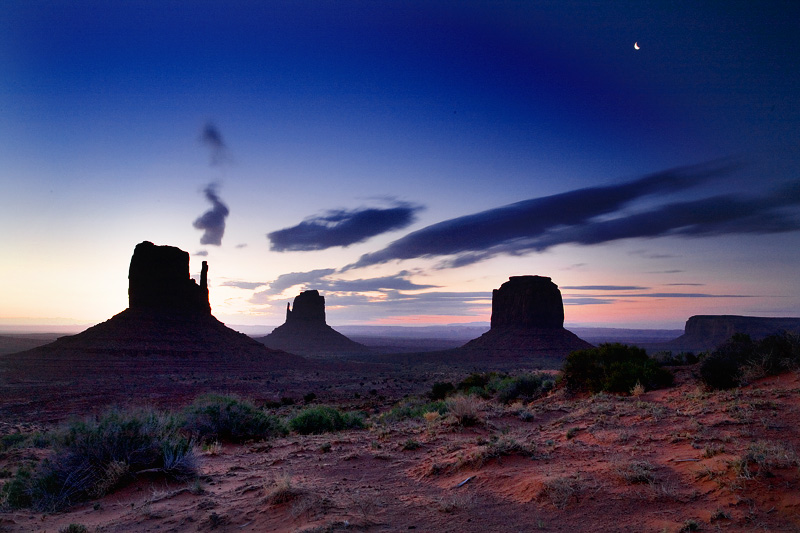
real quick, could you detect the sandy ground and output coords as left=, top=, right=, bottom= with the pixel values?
left=2, top=365, right=800, bottom=532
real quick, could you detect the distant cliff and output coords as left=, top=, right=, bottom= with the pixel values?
left=662, top=315, right=800, bottom=352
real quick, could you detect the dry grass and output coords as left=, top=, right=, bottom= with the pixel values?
left=446, top=395, right=485, bottom=427
left=614, top=460, right=656, bottom=485
left=538, top=476, right=582, bottom=509
left=264, top=473, right=302, bottom=505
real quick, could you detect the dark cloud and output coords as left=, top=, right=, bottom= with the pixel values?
left=221, top=280, right=266, bottom=290
left=193, top=184, right=230, bottom=246
left=254, top=268, right=337, bottom=298
left=345, top=163, right=800, bottom=271
left=267, top=202, right=423, bottom=252
left=201, top=122, right=228, bottom=166
left=194, top=250, right=209, bottom=257
left=562, top=285, right=649, bottom=291
left=250, top=269, right=438, bottom=303
left=235, top=243, right=248, bottom=249
left=344, top=160, right=740, bottom=270
left=322, top=290, right=491, bottom=318
left=323, top=274, right=436, bottom=293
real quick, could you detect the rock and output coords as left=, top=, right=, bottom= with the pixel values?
left=285, top=290, right=326, bottom=323
left=257, top=290, right=369, bottom=357
left=661, top=315, right=800, bottom=352
left=461, top=276, right=592, bottom=359
left=128, top=241, right=210, bottom=313
left=490, top=276, right=564, bottom=329
left=4, top=241, right=296, bottom=362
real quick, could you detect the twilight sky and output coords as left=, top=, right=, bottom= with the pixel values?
left=2, top=1, right=799, bottom=330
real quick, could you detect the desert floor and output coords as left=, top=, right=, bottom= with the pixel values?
left=2, top=351, right=800, bottom=533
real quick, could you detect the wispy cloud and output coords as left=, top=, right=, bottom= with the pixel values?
left=267, top=201, right=423, bottom=252
left=200, top=122, right=229, bottom=166
left=193, top=183, right=230, bottom=246
left=250, top=269, right=438, bottom=304
left=344, top=160, right=743, bottom=270
left=221, top=280, right=266, bottom=290
left=562, top=285, right=649, bottom=291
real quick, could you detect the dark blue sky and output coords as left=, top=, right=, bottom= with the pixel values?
left=2, top=1, right=799, bottom=328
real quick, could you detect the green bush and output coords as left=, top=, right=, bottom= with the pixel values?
left=288, top=406, right=364, bottom=435
left=0, top=433, right=28, bottom=451
left=3, top=409, right=196, bottom=511
left=561, top=343, right=674, bottom=394
left=181, top=394, right=287, bottom=443
left=495, top=373, right=554, bottom=404
left=700, top=332, right=800, bottom=390
left=456, top=373, right=495, bottom=394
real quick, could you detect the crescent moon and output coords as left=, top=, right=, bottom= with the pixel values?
left=634, top=42, right=640, bottom=50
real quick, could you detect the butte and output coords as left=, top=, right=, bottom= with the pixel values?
left=3, top=241, right=297, bottom=381
left=460, top=275, right=593, bottom=359
left=256, top=290, right=369, bottom=357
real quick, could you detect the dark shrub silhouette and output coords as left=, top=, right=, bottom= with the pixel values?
left=288, top=406, right=364, bottom=435
left=562, top=343, right=674, bottom=394
left=700, top=332, right=800, bottom=390
left=181, top=394, right=287, bottom=443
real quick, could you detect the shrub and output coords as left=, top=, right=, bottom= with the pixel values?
left=288, top=406, right=364, bottom=435
left=181, top=394, right=287, bottom=443
left=495, top=373, right=554, bottom=404
left=652, top=351, right=698, bottom=366
left=430, top=381, right=455, bottom=400
left=0, top=433, right=28, bottom=452
left=700, top=332, right=800, bottom=390
left=561, top=343, right=673, bottom=394
left=380, top=400, right=448, bottom=422
left=59, top=525, right=88, bottom=533
left=456, top=373, right=495, bottom=394
left=5, top=409, right=196, bottom=511
left=446, top=395, right=483, bottom=426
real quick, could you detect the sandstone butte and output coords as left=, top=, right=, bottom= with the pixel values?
left=256, top=290, right=369, bottom=357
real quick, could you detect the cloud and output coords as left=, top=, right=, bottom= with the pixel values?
left=345, top=163, right=800, bottom=271
left=323, top=290, right=491, bottom=318
left=194, top=250, right=209, bottom=257
left=200, top=122, right=228, bottom=166
left=221, top=280, right=266, bottom=290
left=322, top=273, right=437, bottom=292
left=250, top=269, right=438, bottom=303
left=267, top=202, right=423, bottom=252
left=344, top=160, right=740, bottom=270
left=193, top=183, right=230, bottom=246
left=562, top=285, right=649, bottom=291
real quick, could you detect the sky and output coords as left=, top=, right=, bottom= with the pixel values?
left=2, top=1, right=799, bottom=330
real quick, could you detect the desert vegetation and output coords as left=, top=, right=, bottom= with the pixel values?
left=699, top=332, right=800, bottom=390
left=2, top=341, right=800, bottom=531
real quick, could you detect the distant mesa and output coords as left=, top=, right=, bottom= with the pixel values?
left=256, top=290, right=369, bottom=357
left=5, top=241, right=296, bottom=365
left=461, top=275, right=593, bottom=358
left=662, top=315, right=800, bottom=353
